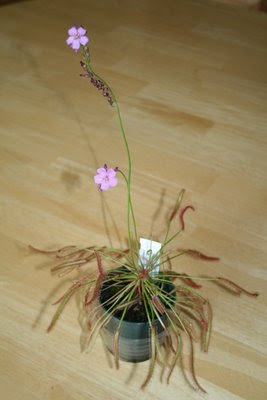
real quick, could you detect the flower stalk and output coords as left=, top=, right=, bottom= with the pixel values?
left=80, top=45, right=138, bottom=265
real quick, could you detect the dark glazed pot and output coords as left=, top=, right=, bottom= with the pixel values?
left=99, top=269, right=175, bottom=363
left=101, top=312, right=167, bottom=363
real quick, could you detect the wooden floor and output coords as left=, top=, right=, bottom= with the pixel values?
left=214, top=0, right=263, bottom=10
left=218, top=0, right=267, bottom=11
left=0, top=1, right=267, bottom=399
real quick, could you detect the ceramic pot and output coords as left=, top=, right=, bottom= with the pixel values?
left=101, top=311, right=167, bottom=362
left=99, top=269, right=175, bottom=363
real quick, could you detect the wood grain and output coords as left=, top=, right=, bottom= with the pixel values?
left=0, top=1, right=266, bottom=399
left=214, top=0, right=262, bottom=10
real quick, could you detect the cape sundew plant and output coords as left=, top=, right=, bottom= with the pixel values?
left=31, top=25, right=259, bottom=392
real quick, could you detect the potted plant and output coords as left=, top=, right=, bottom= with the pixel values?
left=30, top=25, right=259, bottom=392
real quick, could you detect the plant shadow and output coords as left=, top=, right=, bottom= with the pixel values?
left=31, top=275, right=72, bottom=330
left=0, top=0, right=30, bottom=6
left=60, top=169, right=81, bottom=193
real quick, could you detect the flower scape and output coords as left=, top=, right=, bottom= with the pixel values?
left=30, top=25, right=259, bottom=392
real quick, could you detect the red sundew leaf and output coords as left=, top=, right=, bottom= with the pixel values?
left=95, top=251, right=106, bottom=278
left=137, top=280, right=142, bottom=297
left=180, top=353, right=197, bottom=392
left=51, top=259, right=89, bottom=273
left=152, top=295, right=166, bottom=315
left=216, top=277, right=259, bottom=297
left=177, top=273, right=202, bottom=289
left=47, top=294, right=74, bottom=332
left=56, top=248, right=89, bottom=261
left=179, top=205, right=195, bottom=230
left=202, top=301, right=212, bottom=352
left=186, top=249, right=220, bottom=261
left=55, top=246, right=81, bottom=259
left=200, top=317, right=208, bottom=330
left=84, top=287, right=92, bottom=307
left=52, top=281, right=83, bottom=306
left=52, top=293, right=68, bottom=307
left=188, top=334, right=207, bottom=393
left=29, top=244, right=85, bottom=260
left=84, top=253, right=98, bottom=263
left=47, top=281, right=84, bottom=332
left=164, top=327, right=176, bottom=354
left=164, top=271, right=201, bottom=288
left=85, top=275, right=103, bottom=306
left=179, top=314, right=198, bottom=340
left=87, top=317, right=93, bottom=331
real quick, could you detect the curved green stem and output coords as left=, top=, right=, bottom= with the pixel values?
left=82, top=47, right=138, bottom=265
left=161, top=229, right=182, bottom=252
left=117, top=169, right=139, bottom=256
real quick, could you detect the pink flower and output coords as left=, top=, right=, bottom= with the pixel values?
left=94, top=165, right=118, bottom=191
left=66, top=25, right=89, bottom=52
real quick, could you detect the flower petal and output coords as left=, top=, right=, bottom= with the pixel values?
left=94, top=175, right=103, bottom=184
left=71, top=39, right=80, bottom=50
left=100, top=181, right=110, bottom=191
left=107, top=168, right=116, bottom=178
left=77, top=26, right=87, bottom=36
left=97, top=168, right=107, bottom=175
left=109, top=177, right=118, bottom=187
left=79, top=36, right=89, bottom=46
left=66, top=36, right=74, bottom=45
left=68, top=26, right=77, bottom=36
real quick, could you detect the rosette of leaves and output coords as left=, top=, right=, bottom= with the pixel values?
left=30, top=190, right=258, bottom=392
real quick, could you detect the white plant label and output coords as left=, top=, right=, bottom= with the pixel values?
left=139, top=238, right=162, bottom=275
